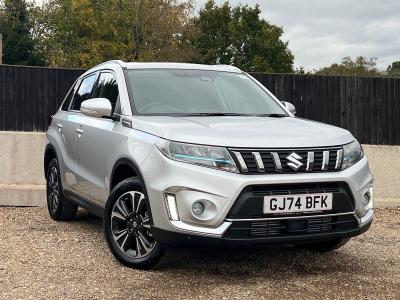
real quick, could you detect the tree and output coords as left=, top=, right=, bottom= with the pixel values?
left=386, top=61, right=400, bottom=77
left=0, top=0, right=43, bottom=65
left=35, top=0, right=196, bottom=68
left=192, top=0, right=294, bottom=73
left=316, top=56, right=382, bottom=76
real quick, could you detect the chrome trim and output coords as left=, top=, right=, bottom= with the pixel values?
left=286, top=152, right=303, bottom=170
left=252, top=152, right=265, bottom=172
left=169, top=220, right=232, bottom=237
left=360, top=209, right=373, bottom=225
left=335, top=149, right=343, bottom=169
left=229, top=146, right=342, bottom=151
left=271, top=152, right=282, bottom=172
left=226, top=212, right=355, bottom=222
left=232, top=151, right=248, bottom=172
left=306, top=151, right=314, bottom=171
left=322, top=150, right=329, bottom=170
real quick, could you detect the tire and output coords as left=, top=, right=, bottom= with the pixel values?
left=302, top=238, right=350, bottom=253
left=46, top=158, right=78, bottom=221
left=103, top=178, right=164, bottom=269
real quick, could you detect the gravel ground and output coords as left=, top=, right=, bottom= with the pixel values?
left=0, top=207, right=399, bottom=300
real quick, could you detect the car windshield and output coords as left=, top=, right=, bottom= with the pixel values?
left=126, top=69, right=288, bottom=116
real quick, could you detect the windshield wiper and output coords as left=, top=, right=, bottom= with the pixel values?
left=181, top=112, right=255, bottom=117
left=256, top=113, right=288, bottom=118
left=178, top=112, right=289, bottom=117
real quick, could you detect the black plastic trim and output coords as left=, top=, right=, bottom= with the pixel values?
left=44, top=144, right=58, bottom=176
left=226, top=182, right=355, bottom=219
left=110, top=158, right=154, bottom=220
left=152, top=219, right=372, bottom=247
left=64, top=190, right=104, bottom=218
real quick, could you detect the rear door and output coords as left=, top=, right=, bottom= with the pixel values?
left=74, top=71, right=121, bottom=206
left=52, top=83, right=78, bottom=191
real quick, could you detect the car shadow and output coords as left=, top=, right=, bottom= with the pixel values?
left=70, top=210, right=368, bottom=278
left=154, top=245, right=365, bottom=278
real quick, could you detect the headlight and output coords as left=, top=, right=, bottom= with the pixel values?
left=156, top=139, right=239, bottom=173
left=342, top=139, right=364, bottom=170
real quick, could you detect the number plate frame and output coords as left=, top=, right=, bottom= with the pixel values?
left=263, top=193, right=333, bottom=214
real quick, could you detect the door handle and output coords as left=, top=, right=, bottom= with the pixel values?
left=76, top=128, right=84, bottom=137
left=56, top=124, right=63, bottom=132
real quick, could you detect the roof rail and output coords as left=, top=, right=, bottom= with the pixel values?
left=213, top=64, right=241, bottom=71
left=108, top=60, right=126, bottom=66
left=95, top=60, right=126, bottom=68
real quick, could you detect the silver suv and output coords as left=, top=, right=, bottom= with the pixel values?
left=44, top=61, right=373, bottom=269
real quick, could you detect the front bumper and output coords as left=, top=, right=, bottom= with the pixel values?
left=152, top=216, right=373, bottom=247
left=141, top=147, right=373, bottom=244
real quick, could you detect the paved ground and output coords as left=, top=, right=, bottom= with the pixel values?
left=0, top=208, right=399, bottom=300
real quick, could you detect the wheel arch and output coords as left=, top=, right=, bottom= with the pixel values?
left=44, top=144, right=58, bottom=177
left=110, top=158, right=145, bottom=192
left=109, top=158, right=155, bottom=224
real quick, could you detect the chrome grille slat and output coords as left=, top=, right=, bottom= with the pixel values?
left=230, top=147, right=343, bottom=174
left=252, top=152, right=265, bottom=172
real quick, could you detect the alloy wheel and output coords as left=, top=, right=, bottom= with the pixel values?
left=111, top=191, right=156, bottom=258
left=47, top=166, right=60, bottom=214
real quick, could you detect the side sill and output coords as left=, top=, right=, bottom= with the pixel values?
left=63, top=189, right=104, bottom=218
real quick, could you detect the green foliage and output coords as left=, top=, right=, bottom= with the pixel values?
left=316, top=56, right=382, bottom=76
left=294, top=66, right=308, bottom=75
left=386, top=61, right=400, bottom=77
left=0, top=0, right=44, bottom=65
left=35, top=0, right=197, bottom=68
left=2, top=0, right=294, bottom=71
left=192, top=0, right=294, bottom=73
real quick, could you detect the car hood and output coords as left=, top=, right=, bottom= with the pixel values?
left=132, top=116, right=354, bottom=148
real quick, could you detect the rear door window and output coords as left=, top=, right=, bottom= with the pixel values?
left=71, top=73, right=98, bottom=111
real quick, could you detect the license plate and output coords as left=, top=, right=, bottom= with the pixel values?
left=264, top=193, right=333, bottom=214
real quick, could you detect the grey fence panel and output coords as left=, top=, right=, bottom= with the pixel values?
left=251, top=73, right=400, bottom=145
left=0, top=65, right=85, bottom=132
left=0, top=65, right=399, bottom=145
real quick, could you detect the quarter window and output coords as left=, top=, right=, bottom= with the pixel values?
left=61, top=82, right=77, bottom=111
left=71, top=74, right=98, bottom=111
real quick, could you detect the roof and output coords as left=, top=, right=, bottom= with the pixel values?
left=103, top=60, right=243, bottom=73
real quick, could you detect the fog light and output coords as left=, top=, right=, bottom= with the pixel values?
left=363, top=187, right=373, bottom=210
left=192, top=201, right=205, bottom=216
left=363, top=193, right=370, bottom=207
left=165, top=194, right=179, bottom=221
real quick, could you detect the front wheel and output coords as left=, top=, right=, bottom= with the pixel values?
left=103, top=178, right=163, bottom=269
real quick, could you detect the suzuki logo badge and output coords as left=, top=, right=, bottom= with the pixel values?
left=286, top=152, right=303, bottom=170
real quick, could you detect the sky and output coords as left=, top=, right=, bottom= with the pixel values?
left=33, top=0, right=400, bottom=71
left=197, top=0, right=400, bottom=71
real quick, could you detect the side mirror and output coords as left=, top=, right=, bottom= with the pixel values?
left=282, top=101, right=296, bottom=115
left=80, top=98, right=112, bottom=118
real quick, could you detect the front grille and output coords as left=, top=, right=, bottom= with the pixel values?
left=250, top=217, right=333, bottom=237
left=229, top=147, right=343, bottom=174
left=224, top=214, right=358, bottom=239
left=227, top=182, right=355, bottom=219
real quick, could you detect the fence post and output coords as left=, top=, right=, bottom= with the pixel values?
left=0, top=33, right=2, bottom=64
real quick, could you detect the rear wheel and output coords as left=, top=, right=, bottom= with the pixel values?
left=104, top=178, right=163, bottom=269
left=46, top=158, right=78, bottom=221
left=301, top=238, right=350, bottom=253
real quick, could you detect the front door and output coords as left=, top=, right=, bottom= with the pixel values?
left=75, top=71, right=121, bottom=206
left=65, top=72, right=99, bottom=195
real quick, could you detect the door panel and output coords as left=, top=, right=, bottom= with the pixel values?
left=53, top=111, right=78, bottom=191
left=75, top=115, right=117, bottom=205
left=73, top=71, right=120, bottom=205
